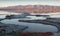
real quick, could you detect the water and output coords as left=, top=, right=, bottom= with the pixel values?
left=0, top=15, right=6, bottom=19
left=0, top=13, right=58, bottom=33
left=0, top=11, right=22, bottom=19
left=0, top=11, right=60, bottom=36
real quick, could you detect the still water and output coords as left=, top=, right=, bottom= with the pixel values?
left=0, top=11, right=59, bottom=33
left=0, top=11, right=20, bottom=19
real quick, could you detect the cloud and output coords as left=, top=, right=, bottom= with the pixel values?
left=0, top=0, right=60, bottom=7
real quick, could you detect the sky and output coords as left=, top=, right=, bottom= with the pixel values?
left=0, top=0, right=60, bottom=7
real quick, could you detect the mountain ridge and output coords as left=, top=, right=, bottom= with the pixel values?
left=0, top=5, right=60, bottom=13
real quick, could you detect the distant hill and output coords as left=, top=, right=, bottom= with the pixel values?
left=0, top=5, right=60, bottom=13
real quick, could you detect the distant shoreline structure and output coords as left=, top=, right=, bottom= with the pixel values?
left=0, top=11, right=60, bottom=15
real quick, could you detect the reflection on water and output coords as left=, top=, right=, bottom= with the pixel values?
left=0, top=15, right=6, bottom=19
left=0, top=11, right=21, bottom=19
left=0, top=11, right=60, bottom=36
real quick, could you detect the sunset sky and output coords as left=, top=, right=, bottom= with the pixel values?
left=0, top=0, right=60, bottom=7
